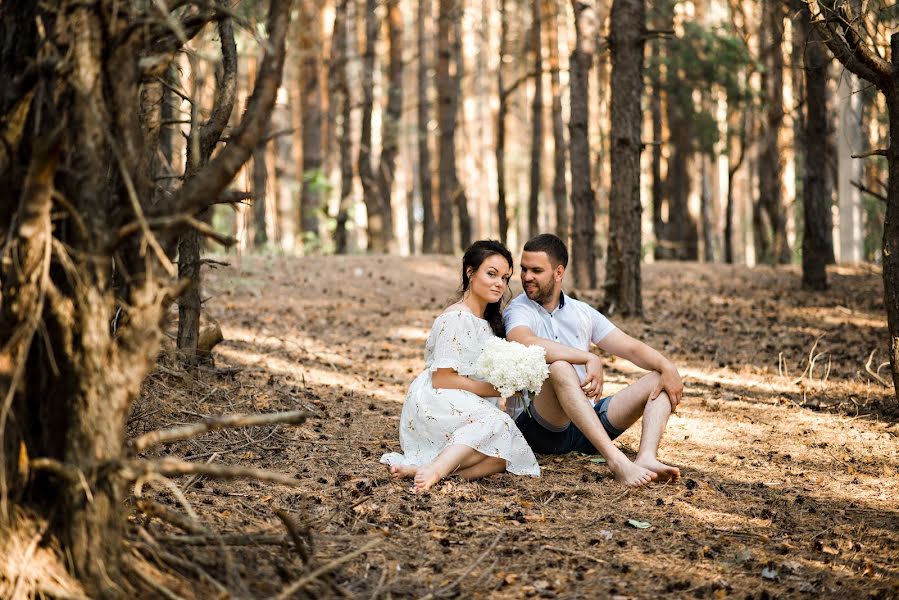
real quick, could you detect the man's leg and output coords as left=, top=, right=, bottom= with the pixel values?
left=531, top=361, right=656, bottom=487
left=602, top=372, right=680, bottom=481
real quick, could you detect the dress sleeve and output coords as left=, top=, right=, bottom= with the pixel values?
left=426, top=312, right=480, bottom=375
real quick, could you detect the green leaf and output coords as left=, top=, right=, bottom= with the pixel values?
left=627, top=519, right=652, bottom=529
left=588, top=457, right=607, bottom=464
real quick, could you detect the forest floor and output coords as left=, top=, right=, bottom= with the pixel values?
left=127, top=254, right=899, bottom=599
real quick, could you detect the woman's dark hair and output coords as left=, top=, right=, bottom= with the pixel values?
left=460, top=240, right=513, bottom=337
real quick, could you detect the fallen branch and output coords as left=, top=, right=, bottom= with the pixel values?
left=275, top=508, right=311, bottom=563
left=865, top=349, right=891, bottom=387
left=136, top=498, right=206, bottom=535
left=131, top=410, right=310, bottom=453
left=155, top=533, right=287, bottom=546
left=123, top=458, right=305, bottom=488
left=541, top=543, right=609, bottom=565
left=271, top=537, right=382, bottom=600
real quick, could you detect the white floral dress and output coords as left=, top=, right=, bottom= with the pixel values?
left=381, top=310, right=540, bottom=476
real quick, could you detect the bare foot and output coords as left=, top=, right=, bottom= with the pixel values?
left=635, top=457, right=681, bottom=483
left=388, top=464, right=418, bottom=480
left=610, top=460, right=657, bottom=487
left=412, top=464, right=443, bottom=493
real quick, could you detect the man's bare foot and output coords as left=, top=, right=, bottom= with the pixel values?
left=412, top=464, right=443, bottom=493
left=635, top=457, right=680, bottom=482
left=610, top=460, right=657, bottom=487
left=389, top=464, right=418, bottom=480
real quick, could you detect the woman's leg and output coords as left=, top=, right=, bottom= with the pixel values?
left=414, top=444, right=494, bottom=491
left=454, top=456, right=506, bottom=480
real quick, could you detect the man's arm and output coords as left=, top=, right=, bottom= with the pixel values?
left=506, top=325, right=604, bottom=398
left=596, top=329, right=684, bottom=409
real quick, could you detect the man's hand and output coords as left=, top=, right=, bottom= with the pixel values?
left=581, top=354, right=604, bottom=400
left=650, top=363, right=684, bottom=411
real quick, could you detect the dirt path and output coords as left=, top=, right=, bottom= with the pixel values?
left=132, top=255, right=899, bottom=598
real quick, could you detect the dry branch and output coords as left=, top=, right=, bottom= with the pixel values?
left=118, top=214, right=237, bottom=247
left=131, top=410, right=310, bottom=453
left=158, top=0, right=291, bottom=217
left=123, top=458, right=305, bottom=488
left=271, top=537, right=382, bottom=600
left=155, top=533, right=287, bottom=546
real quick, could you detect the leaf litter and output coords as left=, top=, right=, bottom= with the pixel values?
left=125, top=255, right=899, bottom=597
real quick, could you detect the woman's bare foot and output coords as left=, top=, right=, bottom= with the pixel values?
left=610, top=460, right=657, bottom=487
left=412, top=464, right=443, bottom=493
left=389, top=464, right=418, bottom=480
left=635, top=456, right=681, bottom=482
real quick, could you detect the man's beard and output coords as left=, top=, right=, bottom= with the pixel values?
left=524, top=281, right=554, bottom=305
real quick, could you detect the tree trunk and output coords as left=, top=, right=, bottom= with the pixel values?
left=649, top=27, right=665, bottom=260
left=332, top=0, right=353, bottom=254
left=665, top=86, right=698, bottom=260
left=253, top=139, right=269, bottom=248
left=0, top=3, right=290, bottom=595
left=758, top=0, right=790, bottom=264
left=299, top=0, right=323, bottom=245
left=546, top=0, right=568, bottom=244
left=569, top=0, right=597, bottom=289
left=724, top=90, right=747, bottom=264
left=419, top=0, right=436, bottom=253
left=452, top=10, right=471, bottom=250
left=700, top=155, right=715, bottom=262
left=837, top=72, right=865, bottom=263
left=436, top=0, right=468, bottom=252
left=529, top=1, right=544, bottom=239
left=496, top=0, right=510, bottom=245
left=359, top=0, right=385, bottom=252
left=377, top=0, right=404, bottom=250
left=177, top=13, right=237, bottom=365
left=603, top=0, right=645, bottom=316
left=436, top=0, right=454, bottom=252
left=807, top=2, right=899, bottom=394
left=801, top=13, right=830, bottom=290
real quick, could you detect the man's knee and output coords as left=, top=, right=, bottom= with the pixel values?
left=548, top=360, right=577, bottom=380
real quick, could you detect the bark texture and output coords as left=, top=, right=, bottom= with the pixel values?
left=0, top=3, right=291, bottom=595
left=807, top=2, right=899, bottom=393
left=529, top=1, right=544, bottom=239
left=603, top=0, right=645, bottom=316
left=419, top=0, right=436, bottom=253
left=568, top=0, right=597, bottom=289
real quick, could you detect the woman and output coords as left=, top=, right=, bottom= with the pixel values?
left=381, top=241, right=540, bottom=492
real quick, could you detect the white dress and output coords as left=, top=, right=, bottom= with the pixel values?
left=381, top=310, right=540, bottom=476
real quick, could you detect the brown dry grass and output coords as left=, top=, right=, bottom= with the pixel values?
left=10, top=255, right=898, bottom=598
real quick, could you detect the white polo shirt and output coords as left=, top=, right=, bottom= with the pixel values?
left=503, top=292, right=617, bottom=385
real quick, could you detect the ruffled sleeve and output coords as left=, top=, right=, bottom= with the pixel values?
left=424, top=311, right=487, bottom=377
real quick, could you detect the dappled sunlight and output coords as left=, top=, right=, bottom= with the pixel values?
left=214, top=344, right=407, bottom=404
left=167, top=255, right=899, bottom=597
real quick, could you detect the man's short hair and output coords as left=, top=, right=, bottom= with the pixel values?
left=524, top=233, right=568, bottom=268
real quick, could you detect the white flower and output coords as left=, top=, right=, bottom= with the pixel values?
left=475, top=337, right=549, bottom=399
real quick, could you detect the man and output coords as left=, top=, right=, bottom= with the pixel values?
left=503, top=233, right=683, bottom=487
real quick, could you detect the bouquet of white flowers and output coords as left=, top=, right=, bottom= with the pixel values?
left=475, top=337, right=549, bottom=399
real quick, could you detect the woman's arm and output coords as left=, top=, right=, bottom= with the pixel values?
left=432, top=368, right=500, bottom=397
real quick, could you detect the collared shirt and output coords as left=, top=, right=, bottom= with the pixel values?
left=503, top=291, right=617, bottom=385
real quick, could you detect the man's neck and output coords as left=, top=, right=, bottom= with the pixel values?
left=539, top=291, right=563, bottom=313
